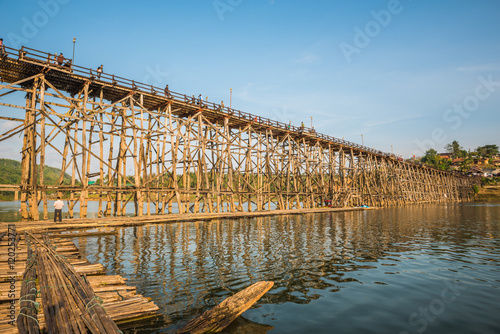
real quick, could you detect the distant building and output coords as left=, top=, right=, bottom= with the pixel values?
left=478, top=157, right=489, bottom=166
left=450, top=158, right=464, bottom=171
left=466, top=165, right=483, bottom=176
left=438, top=153, right=451, bottom=159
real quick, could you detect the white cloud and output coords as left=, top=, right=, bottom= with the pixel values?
left=0, top=120, right=19, bottom=132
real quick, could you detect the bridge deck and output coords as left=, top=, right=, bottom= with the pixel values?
left=0, top=45, right=395, bottom=158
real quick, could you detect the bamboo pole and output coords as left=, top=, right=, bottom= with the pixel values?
left=39, top=79, right=49, bottom=220
left=79, top=83, right=89, bottom=218
left=98, top=89, right=105, bottom=217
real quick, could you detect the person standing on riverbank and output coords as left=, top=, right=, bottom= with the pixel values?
left=54, top=197, right=64, bottom=222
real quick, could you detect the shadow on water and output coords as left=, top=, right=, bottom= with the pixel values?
left=117, top=313, right=274, bottom=334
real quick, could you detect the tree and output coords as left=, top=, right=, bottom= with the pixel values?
left=459, top=156, right=474, bottom=173
left=435, top=159, right=451, bottom=171
left=476, top=144, right=499, bottom=158
left=420, top=148, right=451, bottom=170
left=421, top=148, right=438, bottom=165
left=445, top=140, right=463, bottom=158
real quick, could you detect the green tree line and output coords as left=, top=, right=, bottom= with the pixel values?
left=0, top=158, right=72, bottom=200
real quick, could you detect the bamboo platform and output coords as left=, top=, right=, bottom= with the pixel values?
left=0, top=230, right=159, bottom=333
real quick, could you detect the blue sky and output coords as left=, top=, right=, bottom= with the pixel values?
left=1, top=0, right=499, bottom=158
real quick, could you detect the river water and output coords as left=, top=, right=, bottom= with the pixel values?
left=67, top=202, right=500, bottom=334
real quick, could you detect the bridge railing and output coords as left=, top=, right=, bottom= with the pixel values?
left=2, top=45, right=403, bottom=160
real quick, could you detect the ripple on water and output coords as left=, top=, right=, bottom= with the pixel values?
left=73, top=203, right=500, bottom=333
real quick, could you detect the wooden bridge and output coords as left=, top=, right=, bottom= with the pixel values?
left=0, top=46, right=476, bottom=220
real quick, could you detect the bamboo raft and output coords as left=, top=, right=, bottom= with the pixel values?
left=0, top=230, right=159, bottom=333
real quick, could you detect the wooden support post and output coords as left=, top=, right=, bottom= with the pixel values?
left=39, top=79, right=48, bottom=219
left=79, top=82, right=90, bottom=218
left=106, top=109, right=116, bottom=217
left=131, top=97, right=143, bottom=217
left=98, top=89, right=104, bottom=217
left=20, top=94, right=32, bottom=219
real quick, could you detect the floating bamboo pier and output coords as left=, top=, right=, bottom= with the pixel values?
left=0, top=46, right=478, bottom=222
left=0, top=229, right=159, bottom=333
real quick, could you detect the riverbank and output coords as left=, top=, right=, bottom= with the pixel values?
left=476, top=185, right=500, bottom=200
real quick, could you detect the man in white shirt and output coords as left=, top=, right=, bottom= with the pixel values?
left=54, top=197, right=64, bottom=222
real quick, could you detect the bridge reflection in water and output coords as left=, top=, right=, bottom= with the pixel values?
left=74, top=204, right=500, bottom=333
left=0, top=46, right=477, bottom=221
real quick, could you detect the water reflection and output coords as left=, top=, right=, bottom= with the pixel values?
left=74, top=203, right=500, bottom=334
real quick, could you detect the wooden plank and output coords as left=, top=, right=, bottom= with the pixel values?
left=175, top=281, right=274, bottom=334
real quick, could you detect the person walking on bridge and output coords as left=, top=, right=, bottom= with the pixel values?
left=54, top=197, right=64, bottom=222
left=0, top=38, right=5, bottom=56
left=64, top=59, right=73, bottom=72
left=96, top=64, right=103, bottom=78
left=57, top=53, right=65, bottom=65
